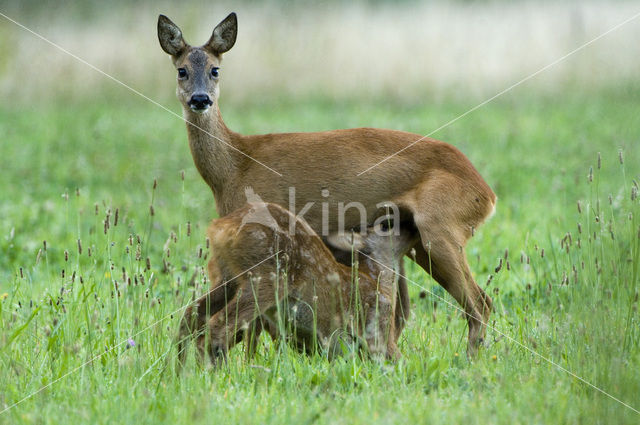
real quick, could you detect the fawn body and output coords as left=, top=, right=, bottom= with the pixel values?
left=159, top=13, right=496, bottom=354
left=179, top=202, right=417, bottom=364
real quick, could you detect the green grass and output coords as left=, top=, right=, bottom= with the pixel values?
left=1, top=86, right=639, bottom=424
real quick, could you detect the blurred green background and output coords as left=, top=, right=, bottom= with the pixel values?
left=1, top=0, right=640, bottom=104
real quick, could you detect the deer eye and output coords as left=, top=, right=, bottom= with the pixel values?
left=211, top=67, right=219, bottom=78
left=177, top=68, right=187, bottom=79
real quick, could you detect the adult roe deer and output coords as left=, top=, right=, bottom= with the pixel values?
left=158, top=13, right=497, bottom=355
left=179, top=202, right=418, bottom=364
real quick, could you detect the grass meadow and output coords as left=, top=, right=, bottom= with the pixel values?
left=1, top=1, right=640, bottom=424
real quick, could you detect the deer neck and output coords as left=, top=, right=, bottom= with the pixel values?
left=183, top=103, right=238, bottom=197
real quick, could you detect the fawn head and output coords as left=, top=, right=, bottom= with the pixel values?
left=158, top=13, right=237, bottom=114
left=327, top=218, right=418, bottom=267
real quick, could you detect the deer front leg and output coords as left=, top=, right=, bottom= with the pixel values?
left=206, top=285, right=277, bottom=367
left=394, top=261, right=410, bottom=340
left=177, top=279, right=240, bottom=367
left=363, top=296, right=400, bottom=361
left=177, top=302, right=205, bottom=367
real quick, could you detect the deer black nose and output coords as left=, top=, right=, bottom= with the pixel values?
left=189, top=94, right=212, bottom=110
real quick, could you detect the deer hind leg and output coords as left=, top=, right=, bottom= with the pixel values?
left=412, top=227, right=492, bottom=356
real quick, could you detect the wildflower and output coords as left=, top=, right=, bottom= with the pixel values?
left=126, top=338, right=136, bottom=349
left=0, top=293, right=8, bottom=301
left=494, top=258, right=503, bottom=273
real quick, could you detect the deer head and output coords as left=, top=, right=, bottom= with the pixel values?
left=157, top=13, right=237, bottom=114
left=326, top=217, right=418, bottom=272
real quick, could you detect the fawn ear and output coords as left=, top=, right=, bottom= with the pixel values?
left=326, top=232, right=365, bottom=252
left=158, top=15, right=187, bottom=56
left=205, top=12, right=237, bottom=55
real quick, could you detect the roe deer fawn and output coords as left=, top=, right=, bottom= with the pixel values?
left=178, top=202, right=417, bottom=364
left=159, top=13, right=496, bottom=355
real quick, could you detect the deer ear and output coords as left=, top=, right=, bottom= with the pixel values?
left=158, top=15, right=187, bottom=56
left=205, top=12, right=237, bottom=55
